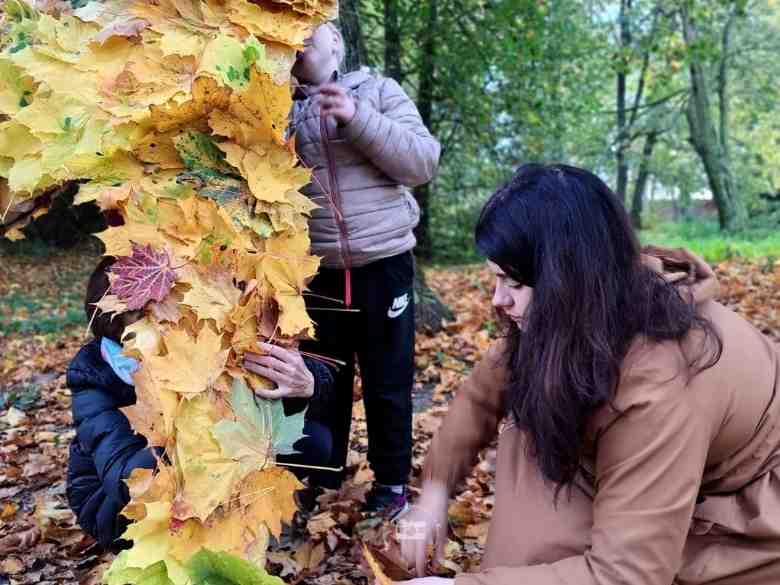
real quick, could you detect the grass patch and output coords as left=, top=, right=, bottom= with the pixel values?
left=0, top=291, right=85, bottom=335
left=640, top=221, right=780, bottom=262
left=0, top=239, right=99, bottom=340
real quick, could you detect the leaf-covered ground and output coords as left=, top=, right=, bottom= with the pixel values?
left=1, top=246, right=778, bottom=585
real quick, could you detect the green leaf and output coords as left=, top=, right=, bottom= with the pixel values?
left=211, top=379, right=306, bottom=474
left=173, top=130, right=233, bottom=176
left=185, top=549, right=285, bottom=585
left=269, top=398, right=305, bottom=456
left=198, top=34, right=268, bottom=91
left=104, top=552, right=174, bottom=585
left=211, top=378, right=272, bottom=476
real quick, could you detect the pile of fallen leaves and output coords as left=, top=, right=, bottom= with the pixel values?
left=0, top=254, right=503, bottom=585
left=2, top=253, right=778, bottom=585
left=0, top=0, right=339, bottom=582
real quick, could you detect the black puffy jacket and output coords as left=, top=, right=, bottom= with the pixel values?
left=66, top=338, right=333, bottom=551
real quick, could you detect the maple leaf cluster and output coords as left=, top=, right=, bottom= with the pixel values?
left=0, top=0, right=338, bottom=583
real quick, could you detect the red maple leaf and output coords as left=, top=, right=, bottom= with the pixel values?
left=110, top=243, right=177, bottom=310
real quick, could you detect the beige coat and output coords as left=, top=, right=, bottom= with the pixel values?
left=423, top=249, right=780, bottom=585
left=291, top=71, right=441, bottom=269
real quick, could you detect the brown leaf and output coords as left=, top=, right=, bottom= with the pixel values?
left=363, top=544, right=395, bottom=585
left=0, top=556, right=25, bottom=575
left=0, top=527, right=41, bottom=554
left=0, top=501, right=18, bottom=520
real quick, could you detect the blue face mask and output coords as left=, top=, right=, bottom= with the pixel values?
left=100, top=337, right=140, bottom=386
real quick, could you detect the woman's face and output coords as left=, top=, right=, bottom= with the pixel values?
left=488, top=260, right=533, bottom=329
left=292, top=25, right=338, bottom=84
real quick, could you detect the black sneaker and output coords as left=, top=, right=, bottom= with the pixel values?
left=363, top=484, right=409, bottom=520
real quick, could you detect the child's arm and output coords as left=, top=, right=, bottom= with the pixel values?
left=340, top=78, right=441, bottom=187
left=71, top=389, right=157, bottom=508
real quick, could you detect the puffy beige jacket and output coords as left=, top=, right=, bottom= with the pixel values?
left=423, top=248, right=780, bottom=585
left=290, top=71, right=440, bottom=269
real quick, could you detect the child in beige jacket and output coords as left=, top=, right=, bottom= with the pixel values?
left=290, top=22, right=440, bottom=517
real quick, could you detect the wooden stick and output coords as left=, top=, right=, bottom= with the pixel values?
left=299, top=350, right=347, bottom=368
left=83, top=288, right=110, bottom=339
left=275, top=462, right=344, bottom=473
left=1, top=194, right=16, bottom=223
left=303, top=292, right=345, bottom=305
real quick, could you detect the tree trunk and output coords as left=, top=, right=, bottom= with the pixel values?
left=630, top=130, right=658, bottom=229
left=616, top=0, right=632, bottom=204
left=339, top=0, right=369, bottom=71
left=414, top=261, right=454, bottom=333
left=412, top=0, right=437, bottom=260
left=384, top=0, right=403, bottom=81
left=679, top=183, right=693, bottom=222
left=680, top=3, right=746, bottom=231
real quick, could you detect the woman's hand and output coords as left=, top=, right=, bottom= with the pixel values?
left=244, top=343, right=314, bottom=399
left=399, top=480, right=450, bottom=577
left=398, top=579, right=454, bottom=585
left=319, top=83, right=356, bottom=126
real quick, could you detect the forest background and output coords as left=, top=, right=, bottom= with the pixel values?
left=1, top=1, right=779, bottom=584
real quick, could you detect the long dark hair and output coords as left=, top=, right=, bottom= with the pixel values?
left=475, top=163, right=722, bottom=488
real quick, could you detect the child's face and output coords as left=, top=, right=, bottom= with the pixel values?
left=292, top=24, right=339, bottom=85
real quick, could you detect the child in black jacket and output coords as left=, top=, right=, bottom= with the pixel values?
left=66, top=258, right=333, bottom=551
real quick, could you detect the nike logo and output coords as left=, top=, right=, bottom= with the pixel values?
left=387, top=293, right=410, bottom=319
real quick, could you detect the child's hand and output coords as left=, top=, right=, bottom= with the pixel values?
left=244, top=343, right=315, bottom=399
left=319, top=83, right=356, bottom=126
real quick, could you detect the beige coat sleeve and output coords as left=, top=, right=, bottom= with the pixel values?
left=456, top=342, right=713, bottom=585
left=422, top=342, right=509, bottom=493
left=340, top=77, right=441, bottom=187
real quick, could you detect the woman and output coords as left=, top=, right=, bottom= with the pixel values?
left=400, top=164, right=780, bottom=585
left=66, top=257, right=334, bottom=551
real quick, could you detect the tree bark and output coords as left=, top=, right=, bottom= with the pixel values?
left=630, top=130, right=659, bottom=229
left=680, top=3, right=746, bottom=231
left=339, top=0, right=369, bottom=71
left=384, top=0, right=403, bottom=81
left=616, top=0, right=632, bottom=204
left=413, top=0, right=437, bottom=260
left=414, top=261, right=454, bottom=332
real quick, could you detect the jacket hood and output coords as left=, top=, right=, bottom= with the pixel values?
left=641, top=245, right=719, bottom=305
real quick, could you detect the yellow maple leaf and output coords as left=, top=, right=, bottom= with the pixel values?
left=146, top=327, right=228, bottom=397
left=10, top=46, right=103, bottom=107
left=226, top=290, right=260, bottom=354
left=168, top=507, right=264, bottom=564
left=239, top=467, right=302, bottom=539
left=154, top=22, right=206, bottom=59
left=179, top=264, right=242, bottom=328
left=234, top=67, right=294, bottom=147
left=218, top=141, right=310, bottom=205
left=122, top=363, right=179, bottom=447
left=121, top=317, right=163, bottom=361
left=96, top=223, right=170, bottom=258
left=0, top=121, right=43, bottom=163
left=121, top=500, right=173, bottom=568
left=123, top=462, right=176, bottom=522
left=0, top=58, right=36, bottom=117
left=12, top=94, right=90, bottom=137
left=134, top=129, right=186, bottom=169
left=225, top=0, right=314, bottom=48
left=150, top=76, right=232, bottom=133
left=173, top=393, right=240, bottom=521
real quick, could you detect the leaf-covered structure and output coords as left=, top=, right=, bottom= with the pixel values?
left=0, top=0, right=337, bottom=582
